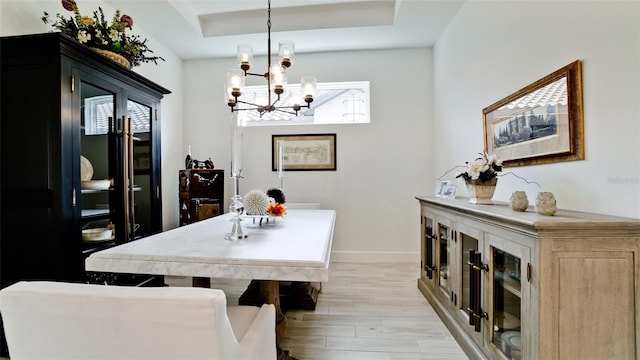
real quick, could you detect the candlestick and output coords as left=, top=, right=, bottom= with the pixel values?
left=230, top=115, right=243, bottom=178
left=226, top=113, right=246, bottom=241
left=225, top=176, right=246, bottom=241
left=277, top=140, right=284, bottom=189
left=277, top=140, right=284, bottom=177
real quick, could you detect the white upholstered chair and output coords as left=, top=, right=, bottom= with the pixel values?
left=0, top=281, right=276, bottom=360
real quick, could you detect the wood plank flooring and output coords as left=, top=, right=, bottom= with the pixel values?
left=175, top=261, right=469, bottom=360
left=279, top=262, right=468, bottom=360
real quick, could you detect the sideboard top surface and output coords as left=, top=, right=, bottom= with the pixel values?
left=416, top=196, right=640, bottom=231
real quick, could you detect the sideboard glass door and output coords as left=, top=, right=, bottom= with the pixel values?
left=437, top=222, right=451, bottom=297
left=492, top=248, right=522, bottom=359
left=461, top=232, right=478, bottom=323
left=455, top=223, right=485, bottom=345
left=486, top=234, right=530, bottom=360
left=422, top=216, right=437, bottom=282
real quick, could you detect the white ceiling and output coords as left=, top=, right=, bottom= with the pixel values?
left=103, top=0, right=465, bottom=59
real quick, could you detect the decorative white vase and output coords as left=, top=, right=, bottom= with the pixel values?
left=535, top=192, right=557, bottom=216
left=510, top=191, right=529, bottom=211
left=466, top=178, right=497, bottom=204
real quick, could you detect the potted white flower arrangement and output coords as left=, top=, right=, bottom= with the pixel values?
left=456, top=151, right=503, bottom=184
left=456, top=152, right=503, bottom=204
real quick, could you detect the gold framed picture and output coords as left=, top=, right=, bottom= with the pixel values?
left=483, top=60, right=584, bottom=167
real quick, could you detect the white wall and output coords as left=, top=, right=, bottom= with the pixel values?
left=434, top=1, right=640, bottom=218
left=184, top=48, right=434, bottom=261
left=0, top=0, right=184, bottom=229
left=10, top=0, right=635, bottom=261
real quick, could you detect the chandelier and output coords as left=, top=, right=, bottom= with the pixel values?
left=225, top=0, right=316, bottom=116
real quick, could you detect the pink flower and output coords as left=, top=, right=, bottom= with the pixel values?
left=61, top=0, right=76, bottom=12
left=120, top=14, right=133, bottom=29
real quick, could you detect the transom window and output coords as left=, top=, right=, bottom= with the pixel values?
left=239, top=81, right=370, bottom=126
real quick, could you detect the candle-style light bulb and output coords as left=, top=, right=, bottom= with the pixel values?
left=270, top=64, right=286, bottom=95
left=301, top=76, right=317, bottom=103
left=279, top=41, right=294, bottom=68
left=227, top=69, right=244, bottom=100
left=237, top=44, right=253, bottom=72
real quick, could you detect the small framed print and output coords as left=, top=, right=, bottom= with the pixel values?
left=435, top=180, right=452, bottom=197
left=441, top=184, right=456, bottom=199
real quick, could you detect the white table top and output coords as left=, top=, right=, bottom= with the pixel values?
left=85, top=209, right=336, bottom=282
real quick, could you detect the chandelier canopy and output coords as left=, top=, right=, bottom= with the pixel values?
left=225, top=0, right=316, bottom=116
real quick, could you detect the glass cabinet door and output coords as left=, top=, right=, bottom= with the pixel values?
left=460, top=232, right=478, bottom=323
left=422, top=216, right=437, bottom=281
left=127, top=99, right=153, bottom=239
left=486, top=234, right=530, bottom=360
left=78, top=80, right=159, bottom=246
left=80, top=81, right=116, bottom=248
left=491, top=248, right=522, bottom=359
left=437, top=222, right=451, bottom=297
left=455, top=223, right=485, bottom=345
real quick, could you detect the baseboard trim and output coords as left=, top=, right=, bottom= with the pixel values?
left=330, top=251, right=419, bottom=263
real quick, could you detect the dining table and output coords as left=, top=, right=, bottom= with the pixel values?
left=85, top=208, right=336, bottom=359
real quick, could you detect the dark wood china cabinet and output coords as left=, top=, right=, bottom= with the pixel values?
left=1, top=33, right=170, bottom=288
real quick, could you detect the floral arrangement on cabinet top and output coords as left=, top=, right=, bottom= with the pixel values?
left=456, top=151, right=503, bottom=184
left=42, top=0, right=164, bottom=67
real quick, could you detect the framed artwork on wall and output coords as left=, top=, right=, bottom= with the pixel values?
left=272, top=134, right=337, bottom=171
left=483, top=60, right=584, bottom=167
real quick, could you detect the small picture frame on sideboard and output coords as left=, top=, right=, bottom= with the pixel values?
left=435, top=180, right=452, bottom=198
left=441, top=184, right=456, bottom=199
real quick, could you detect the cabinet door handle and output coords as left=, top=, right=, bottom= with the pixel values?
left=425, top=231, right=434, bottom=279
left=467, top=250, right=487, bottom=332
left=120, top=116, right=136, bottom=242
left=72, top=188, right=76, bottom=207
left=467, top=250, right=476, bottom=326
left=126, top=117, right=135, bottom=241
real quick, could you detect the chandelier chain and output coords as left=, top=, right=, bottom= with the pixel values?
left=267, top=0, right=272, bottom=30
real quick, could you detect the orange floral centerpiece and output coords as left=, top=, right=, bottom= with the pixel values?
left=267, top=203, right=287, bottom=217
left=42, top=0, right=164, bottom=67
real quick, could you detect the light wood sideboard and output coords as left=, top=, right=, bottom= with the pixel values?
left=416, top=196, right=640, bottom=360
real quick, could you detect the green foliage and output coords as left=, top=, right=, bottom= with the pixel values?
left=42, top=1, right=164, bottom=67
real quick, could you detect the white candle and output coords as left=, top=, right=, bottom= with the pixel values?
left=277, top=140, right=284, bottom=178
left=230, top=114, right=242, bottom=177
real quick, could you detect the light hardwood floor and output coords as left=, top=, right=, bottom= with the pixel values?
left=281, top=262, right=468, bottom=360
left=199, top=261, right=469, bottom=360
